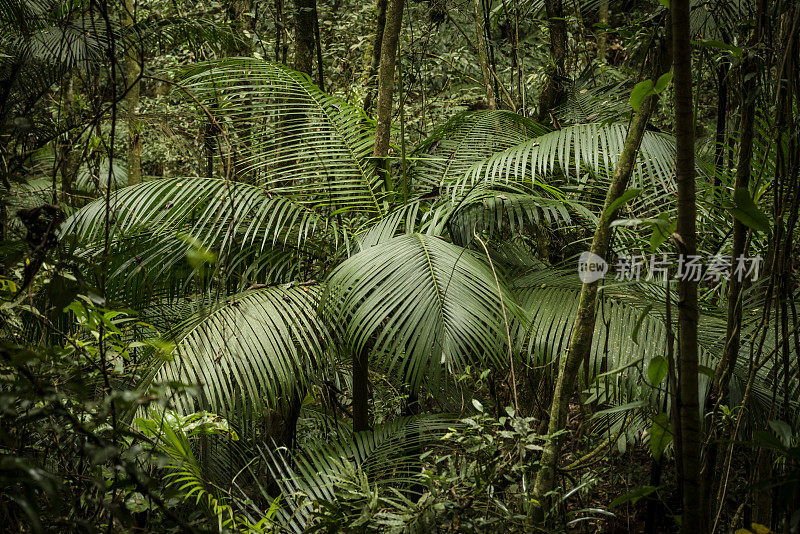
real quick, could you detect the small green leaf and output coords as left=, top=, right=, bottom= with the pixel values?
left=698, top=364, right=715, bottom=378
left=656, top=0, right=669, bottom=7
left=692, top=39, right=743, bottom=58
left=648, top=356, right=668, bottom=386
left=630, top=80, right=654, bottom=111
left=730, top=188, right=770, bottom=233
left=472, top=399, right=484, bottom=412
left=650, top=412, right=673, bottom=461
left=605, top=188, right=642, bottom=219
left=653, top=72, right=674, bottom=93
left=768, top=420, right=793, bottom=447
left=610, top=485, right=659, bottom=507
left=650, top=215, right=678, bottom=252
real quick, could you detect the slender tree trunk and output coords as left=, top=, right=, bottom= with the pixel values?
left=671, top=1, right=702, bottom=532
left=275, top=0, right=288, bottom=63
left=352, top=347, right=370, bottom=431
left=537, top=0, right=567, bottom=123
left=531, top=34, right=670, bottom=508
left=372, top=0, right=403, bottom=192
left=712, top=61, right=728, bottom=189
left=709, top=0, right=764, bottom=433
left=293, top=0, right=316, bottom=77
left=472, top=0, right=497, bottom=109
left=597, top=0, right=609, bottom=59
left=124, top=0, right=142, bottom=186
left=313, top=1, right=324, bottom=91
left=363, top=0, right=388, bottom=115
left=60, top=75, right=80, bottom=204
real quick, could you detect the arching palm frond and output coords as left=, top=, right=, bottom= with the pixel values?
left=178, top=59, right=382, bottom=215
left=65, top=178, right=326, bottom=248
left=62, top=177, right=331, bottom=304
left=450, top=123, right=678, bottom=216
left=323, top=234, right=519, bottom=389
left=145, top=285, right=328, bottom=420
left=411, top=110, right=548, bottom=190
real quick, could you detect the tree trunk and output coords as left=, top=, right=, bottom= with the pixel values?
left=597, top=0, right=609, bottom=60
left=531, top=34, right=670, bottom=508
left=472, top=0, right=497, bottom=109
left=275, top=0, right=288, bottom=63
left=352, top=347, right=370, bottom=431
left=313, top=1, right=324, bottom=91
left=293, top=0, right=316, bottom=77
left=671, top=1, right=702, bottom=532
left=60, top=75, right=80, bottom=204
left=712, top=60, right=728, bottom=189
left=124, top=0, right=142, bottom=186
left=362, top=0, right=388, bottom=115
left=709, top=0, right=764, bottom=442
left=372, top=0, right=403, bottom=193
left=537, top=0, right=567, bottom=124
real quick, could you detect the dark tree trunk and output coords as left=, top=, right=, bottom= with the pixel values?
left=293, top=0, right=316, bottom=77
left=275, top=0, right=288, bottom=63
left=124, top=0, right=142, bottom=186
left=537, top=0, right=567, bottom=124
left=473, top=0, right=497, bottom=109
left=671, top=0, right=702, bottom=531
left=313, top=1, right=324, bottom=90
left=352, top=347, right=370, bottom=431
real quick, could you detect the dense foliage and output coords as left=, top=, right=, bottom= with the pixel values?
left=1, top=0, right=799, bottom=532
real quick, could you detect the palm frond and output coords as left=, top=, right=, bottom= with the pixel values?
left=178, top=59, right=383, bottom=214
left=411, top=110, right=548, bottom=190
left=323, top=234, right=519, bottom=389
left=145, top=285, right=328, bottom=419
left=451, top=123, right=678, bottom=213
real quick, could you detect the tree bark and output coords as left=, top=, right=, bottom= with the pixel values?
left=671, top=1, right=702, bottom=532
left=473, top=0, right=497, bottom=109
left=531, top=34, right=670, bottom=507
left=597, top=0, right=609, bottom=60
left=537, top=0, right=567, bottom=124
left=712, top=60, right=728, bottom=189
left=710, top=0, right=764, bottom=428
left=372, top=0, right=403, bottom=193
left=124, top=0, right=142, bottom=186
left=362, top=0, right=388, bottom=115
left=293, top=0, right=316, bottom=78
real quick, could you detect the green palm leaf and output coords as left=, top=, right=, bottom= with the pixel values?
left=145, top=285, right=328, bottom=418
left=178, top=58, right=382, bottom=214
left=323, top=234, right=519, bottom=388
left=412, top=110, right=548, bottom=190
